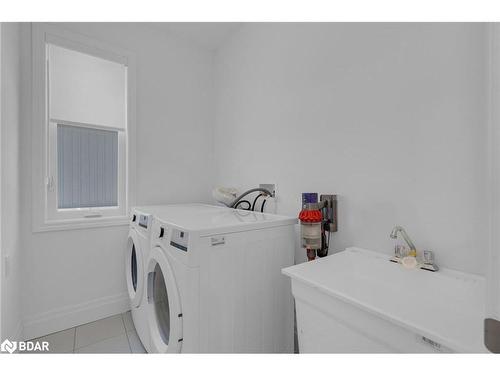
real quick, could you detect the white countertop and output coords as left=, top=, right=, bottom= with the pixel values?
left=282, top=247, right=487, bottom=353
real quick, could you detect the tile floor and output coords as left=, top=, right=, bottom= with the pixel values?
left=26, top=311, right=146, bottom=354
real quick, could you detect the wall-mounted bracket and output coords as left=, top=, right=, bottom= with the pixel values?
left=320, top=194, right=337, bottom=232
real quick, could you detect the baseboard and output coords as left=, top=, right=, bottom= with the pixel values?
left=22, top=292, right=129, bottom=340
left=2, top=319, right=22, bottom=342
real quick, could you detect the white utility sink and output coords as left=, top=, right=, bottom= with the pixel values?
left=282, top=247, right=487, bottom=353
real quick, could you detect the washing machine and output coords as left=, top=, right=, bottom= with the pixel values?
left=125, top=207, right=154, bottom=352
left=144, top=204, right=297, bottom=353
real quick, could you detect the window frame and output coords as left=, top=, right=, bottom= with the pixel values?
left=32, top=23, right=136, bottom=232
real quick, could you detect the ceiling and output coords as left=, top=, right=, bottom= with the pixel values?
left=150, top=23, right=242, bottom=51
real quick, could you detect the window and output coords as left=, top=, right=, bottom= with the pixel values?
left=32, top=24, right=136, bottom=231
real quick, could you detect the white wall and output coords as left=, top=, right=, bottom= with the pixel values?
left=214, top=23, right=489, bottom=274
left=20, top=23, right=214, bottom=338
left=0, top=21, right=2, bottom=342
left=14, top=22, right=491, bottom=339
left=1, top=22, right=22, bottom=340
left=0, top=21, right=3, bottom=343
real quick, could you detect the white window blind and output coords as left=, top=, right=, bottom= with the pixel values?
left=57, top=124, right=118, bottom=209
left=48, top=44, right=127, bottom=129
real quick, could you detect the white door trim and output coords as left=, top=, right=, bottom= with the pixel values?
left=487, top=23, right=500, bottom=324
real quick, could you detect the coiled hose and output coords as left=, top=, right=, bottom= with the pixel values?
left=228, top=187, right=273, bottom=209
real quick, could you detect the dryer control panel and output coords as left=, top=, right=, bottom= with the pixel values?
left=151, top=218, right=191, bottom=267
left=170, top=229, right=189, bottom=252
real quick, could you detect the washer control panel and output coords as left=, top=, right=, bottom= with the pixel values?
left=138, top=214, right=150, bottom=229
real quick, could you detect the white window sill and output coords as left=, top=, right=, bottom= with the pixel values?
left=33, top=215, right=130, bottom=233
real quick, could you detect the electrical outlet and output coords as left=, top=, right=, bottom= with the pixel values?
left=259, top=184, right=276, bottom=197
left=4, top=254, right=10, bottom=278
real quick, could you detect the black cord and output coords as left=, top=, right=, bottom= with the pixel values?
left=251, top=194, right=264, bottom=211
left=229, top=188, right=273, bottom=208
left=234, top=200, right=251, bottom=210
left=317, top=224, right=331, bottom=258
left=260, top=199, right=267, bottom=212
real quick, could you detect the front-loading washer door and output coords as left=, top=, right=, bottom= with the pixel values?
left=147, top=246, right=183, bottom=353
left=126, top=229, right=144, bottom=307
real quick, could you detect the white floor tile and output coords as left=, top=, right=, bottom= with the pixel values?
left=75, top=314, right=125, bottom=349
left=75, top=334, right=131, bottom=354
left=122, top=311, right=135, bottom=332
left=34, top=328, right=75, bottom=353
left=127, top=330, right=146, bottom=353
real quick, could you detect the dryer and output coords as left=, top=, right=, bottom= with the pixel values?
left=125, top=207, right=153, bottom=352
left=145, top=204, right=297, bottom=353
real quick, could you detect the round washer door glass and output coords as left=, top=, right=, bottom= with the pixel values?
left=152, top=262, right=170, bottom=344
left=126, top=231, right=144, bottom=307
left=131, top=245, right=138, bottom=292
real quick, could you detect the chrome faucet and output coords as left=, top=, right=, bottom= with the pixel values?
left=390, top=226, right=417, bottom=257
left=420, top=250, right=439, bottom=272
left=389, top=226, right=439, bottom=271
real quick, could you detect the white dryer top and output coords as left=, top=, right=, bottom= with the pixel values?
left=134, top=204, right=297, bottom=236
